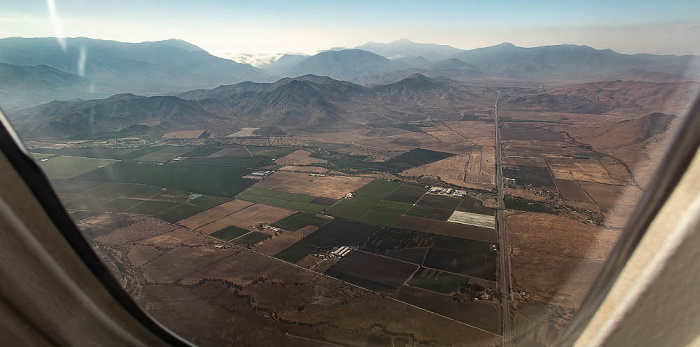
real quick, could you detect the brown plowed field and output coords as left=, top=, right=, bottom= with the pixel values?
left=177, top=199, right=253, bottom=229
left=252, top=225, right=319, bottom=256
left=579, top=182, right=643, bottom=228
left=95, top=217, right=175, bottom=245
left=507, top=212, right=621, bottom=307
left=253, top=171, right=372, bottom=199
left=554, top=179, right=593, bottom=203
left=195, top=203, right=294, bottom=234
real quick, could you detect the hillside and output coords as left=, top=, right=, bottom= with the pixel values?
left=503, top=80, right=698, bottom=114
left=452, top=43, right=700, bottom=81
left=0, top=37, right=272, bottom=109
left=0, top=63, right=88, bottom=111
left=562, top=113, right=680, bottom=188
left=10, top=74, right=491, bottom=139
left=286, top=49, right=408, bottom=81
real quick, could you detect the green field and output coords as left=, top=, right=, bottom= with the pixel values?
left=355, top=180, right=401, bottom=200
left=31, top=146, right=163, bottom=160
left=76, top=161, right=256, bottom=198
left=331, top=196, right=379, bottom=210
left=246, top=146, right=295, bottom=159
left=357, top=210, right=401, bottom=227
left=243, top=188, right=281, bottom=197
left=326, top=206, right=369, bottom=220
left=236, top=188, right=326, bottom=213
left=505, top=196, right=554, bottom=213
left=328, top=193, right=410, bottom=226
left=275, top=242, right=319, bottom=263
left=318, top=148, right=455, bottom=173
left=180, top=156, right=272, bottom=168
left=372, top=200, right=412, bottom=214
left=408, top=268, right=470, bottom=294
left=211, top=226, right=251, bottom=241
left=272, top=212, right=330, bottom=231
left=39, top=155, right=119, bottom=179
left=406, top=205, right=432, bottom=217
left=154, top=204, right=206, bottom=223
left=234, top=231, right=271, bottom=247
left=134, top=146, right=196, bottom=162
left=181, top=146, right=227, bottom=157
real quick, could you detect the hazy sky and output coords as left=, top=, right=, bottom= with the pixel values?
left=2, top=0, right=699, bottom=61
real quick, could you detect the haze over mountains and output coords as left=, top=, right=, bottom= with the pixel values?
left=10, top=73, right=493, bottom=139
left=0, top=37, right=271, bottom=110
left=1, top=37, right=698, bottom=115
left=11, top=71, right=697, bottom=141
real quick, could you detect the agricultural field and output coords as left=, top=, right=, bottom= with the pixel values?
left=76, top=161, right=256, bottom=198
left=32, top=146, right=163, bottom=160
left=271, top=212, right=331, bottom=231
left=193, top=203, right=294, bottom=234
left=318, top=148, right=456, bottom=173
left=274, top=149, right=327, bottom=166
left=402, top=147, right=496, bottom=190
left=408, top=268, right=470, bottom=294
left=134, top=146, right=197, bottom=162
left=236, top=188, right=327, bottom=213
left=38, top=155, right=119, bottom=179
left=252, top=171, right=371, bottom=199
left=233, top=231, right=271, bottom=247
left=325, top=251, right=419, bottom=292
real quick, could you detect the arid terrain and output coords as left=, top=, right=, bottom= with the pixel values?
left=16, top=66, right=697, bottom=347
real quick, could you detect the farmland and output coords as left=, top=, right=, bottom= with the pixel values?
left=38, top=155, right=119, bottom=179
left=25, top=90, right=670, bottom=345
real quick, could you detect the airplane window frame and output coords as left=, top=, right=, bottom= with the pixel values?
left=0, top=108, right=194, bottom=347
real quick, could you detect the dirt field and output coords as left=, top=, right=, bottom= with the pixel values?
left=554, top=179, right=594, bottom=203
left=134, top=247, right=502, bottom=346
left=278, top=165, right=329, bottom=173
left=138, top=228, right=217, bottom=248
left=177, top=199, right=253, bottom=229
left=161, top=130, right=205, bottom=139
left=402, top=146, right=495, bottom=190
left=578, top=182, right=644, bottom=228
left=195, top=203, right=295, bottom=234
left=506, top=212, right=621, bottom=307
left=252, top=225, right=319, bottom=256
left=95, top=217, right=176, bottom=245
left=548, top=158, right=626, bottom=185
left=275, top=150, right=327, bottom=166
left=127, top=245, right=161, bottom=267
left=253, top=171, right=372, bottom=199
left=444, top=121, right=496, bottom=147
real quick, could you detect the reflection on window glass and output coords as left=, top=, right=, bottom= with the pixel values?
left=2, top=1, right=699, bottom=345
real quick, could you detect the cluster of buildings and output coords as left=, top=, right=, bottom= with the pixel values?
left=244, top=170, right=274, bottom=179
left=331, top=246, right=353, bottom=257
left=428, top=186, right=467, bottom=198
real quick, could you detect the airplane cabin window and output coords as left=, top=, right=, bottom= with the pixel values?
left=1, top=1, right=698, bottom=346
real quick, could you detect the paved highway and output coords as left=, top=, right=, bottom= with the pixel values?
left=494, top=90, right=513, bottom=346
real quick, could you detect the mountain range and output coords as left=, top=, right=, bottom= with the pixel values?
left=1, top=37, right=698, bottom=112
left=0, top=37, right=272, bottom=110
left=9, top=74, right=492, bottom=139
left=10, top=73, right=697, bottom=140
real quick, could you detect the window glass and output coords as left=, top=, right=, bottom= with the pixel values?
left=2, top=1, right=698, bottom=345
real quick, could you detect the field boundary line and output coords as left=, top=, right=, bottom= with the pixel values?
left=173, top=222, right=501, bottom=337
